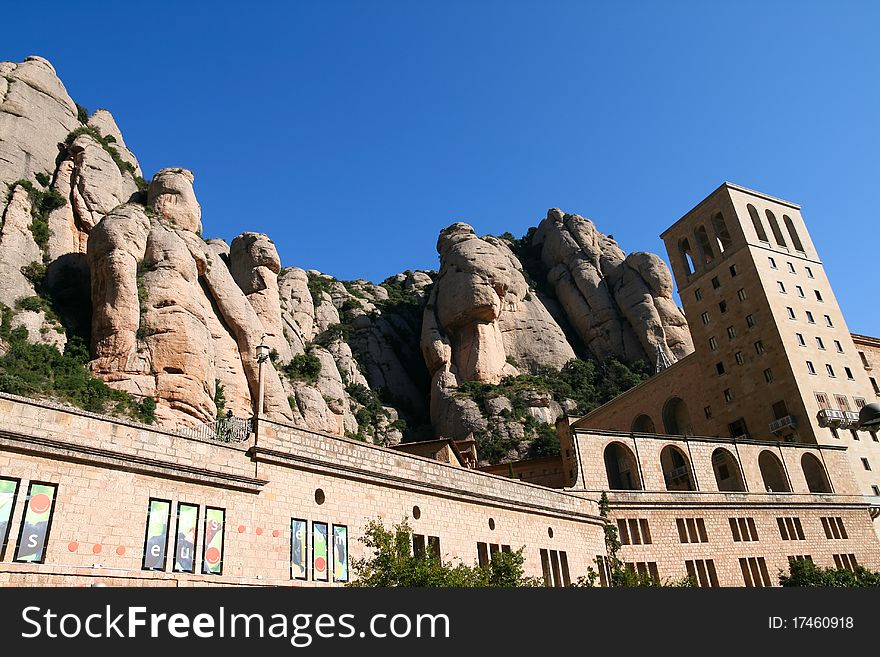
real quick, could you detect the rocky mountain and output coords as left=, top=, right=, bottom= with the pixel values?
left=0, top=56, right=693, bottom=462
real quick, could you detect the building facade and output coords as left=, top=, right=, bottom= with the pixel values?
left=577, top=183, right=880, bottom=530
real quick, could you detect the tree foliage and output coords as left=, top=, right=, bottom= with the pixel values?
left=347, top=517, right=540, bottom=587
left=779, top=559, right=880, bottom=587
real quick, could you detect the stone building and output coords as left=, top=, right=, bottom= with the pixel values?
left=575, top=183, right=880, bottom=536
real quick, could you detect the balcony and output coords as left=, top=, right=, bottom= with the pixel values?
left=769, top=415, right=797, bottom=434
left=816, top=409, right=860, bottom=429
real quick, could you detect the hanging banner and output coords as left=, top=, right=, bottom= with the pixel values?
left=202, top=507, right=225, bottom=575
left=313, top=522, right=329, bottom=582
left=141, top=498, right=172, bottom=570
left=173, top=503, right=200, bottom=573
left=332, top=524, right=348, bottom=583
left=290, top=518, right=307, bottom=580
left=0, top=477, right=21, bottom=559
left=14, top=481, right=58, bottom=564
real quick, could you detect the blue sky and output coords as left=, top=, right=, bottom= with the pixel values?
left=4, top=1, right=878, bottom=333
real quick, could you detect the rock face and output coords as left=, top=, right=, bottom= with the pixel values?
left=0, top=57, right=694, bottom=459
left=532, top=209, right=694, bottom=364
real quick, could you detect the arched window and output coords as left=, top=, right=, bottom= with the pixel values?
left=694, top=225, right=715, bottom=265
left=801, top=453, right=832, bottom=493
left=758, top=450, right=791, bottom=492
left=747, top=204, right=769, bottom=242
left=711, top=448, right=746, bottom=492
left=679, top=238, right=696, bottom=275
left=783, top=215, right=805, bottom=253
left=662, top=397, right=692, bottom=436
left=765, top=209, right=787, bottom=248
left=711, top=212, right=733, bottom=253
left=604, top=442, right=642, bottom=490
left=660, top=445, right=695, bottom=491
left=632, top=414, right=656, bottom=433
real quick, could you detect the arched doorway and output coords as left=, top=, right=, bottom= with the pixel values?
left=711, top=447, right=746, bottom=492
left=801, top=453, right=832, bottom=493
left=662, top=397, right=692, bottom=436
left=632, top=414, right=656, bottom=433
left=758, top=450, right=791, bottom=492
left=660, top=445, right=695, bottom=491
left=604, top=442, right=642, bottom=491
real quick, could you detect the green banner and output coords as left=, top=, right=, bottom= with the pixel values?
left=313, top=522, right=328, bottom=581
left=202, top=507, right=225, bottom=575
left=142, top=499, right=171, bottom=570
left=0, top=478, right=20, bottom=558
left=290, top=518, right=307, bottom=580
left=333, top=525, right=348, bottom=582
left=14, top=482, right=57, bottom=563
left=174, top=503, right=199, bottom=573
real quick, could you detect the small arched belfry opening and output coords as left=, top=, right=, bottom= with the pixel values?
left=711, top=447, right=746, bottom=492
left=801, top=453, right=832, bottom=494
left=694, top=225, right=715, bottom=265
left=758, top=450, right=791, bottom=492
left=632, top=414, right=656, bottom=433
left=662, top=397, right=692, bottom=436
left=679, top=238, right=696, bottom=275
left=747, top=204, right=769, bottom=242
left=711, top=212, right=733, bottom=253
left=604, top=442, right=642, bottom=491
left=766, top=209, right=787, bottom=248
left=783, top=215, right=806, bottom=253
left=660, top=445, right=695, bottom=491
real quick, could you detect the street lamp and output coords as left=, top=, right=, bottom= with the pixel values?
left=256, top=336, right=270, bottom=364
left=858, top=403, right=880, bottom=430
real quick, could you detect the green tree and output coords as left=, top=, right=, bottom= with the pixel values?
left=347, top=517, right=540, bottom=587
left=779, top=558, right=880, bottom=587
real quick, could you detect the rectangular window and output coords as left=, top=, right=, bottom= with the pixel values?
left=816, top=337, right=825, bottom=350
left=676, top=517, right=708, bottom=543
left=540, top=549, right=552, bottom=586
left=787, top=262, right=796, bottom=273
left=796, top=333, right=805, bottom=346
left=815, top=290, right=823, bottom=302
left=851, top=429, right=859, bottom=441
left=835, top=395, right=850, bottom=411
left=716, top=362, right=725, bottom=375
left=617, top=518, right=652, bottom=545
left=724, top=388, right=733, bottom=402
left=0, top=477, right=21, bottom=560
left=709, top=336, right=717, bottom=351
left=826, top=364, right=835, bottom=378
left=735, top=351, right=744, bottom=365
left=786, top=307, right=796, bottom=320
left=595, top=555, right=610, bottom=587
left=820, top=517, right=848, bottom=540
left=855, top=398, right=866, bottom=409
left=412, top=534, right=426, bottom=557
left=712, top=276, right=720, bottom=289
left=695, top=288, right=703, bottom=301
left=807, top=361, right=816, bottom=375
left=559, top=551, right=572, bottom=587
left=701, top=311, right=710, bottom=325
left=788, top=555, right=813, bottom=565
left=477, top=542, right=489, bottom=567
left=729, top=264, right=738, bottom=277
left=860, top=351, right=870, bottom=368
left=729, top=517, right=759, bottom=542
left=833, top=554, right=859, bottom=572
left=764, top=368, right=773, bottom=383
left=290, top=518, right=308, bottom=580
left=872, top=377, right=880, bottom=395
left=746, top=314, right=756, bottom=328
left=845, top=367, right=854, bottom=380
left=624, top=561, right=659, bottom=582
left=835, top=340, right=844, bottom=353
left=755, top=341, right=765, bottom=354
left=872, top=485, right=880, bottom=496
left=737, top=288, right=747, bottom=301
left=806, top=311, right=815, bottom=323
left=769, top=257, right=777, bottom=269
left=727, top=325, right=736, bottom=339
left=777, top=517, right=806, bottom=541
left=719, top=300, right=728, bottom=314
left=825, top=315, right=834, bottom=327
left=815, top=393, right=830, bottom=409
left=796, top=286, right=805, bottom=298
left=685, top=559, right=719, bottom=587
left=863, top=458, right=872, bottom=471
left=333, top=525, right=350, bottom=582
left=739, top=557, right=772, bottom=587
left=173, top=502, right=199, bottom=574
left=777, top=281, right=786, bottom=294
left=141, top=497, right=172, bottom=571
left=806, top=266, right=814, bottom=278
left=202, top=507, right=226, bottom=576
left=704, top=406, right=712, bottom=419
